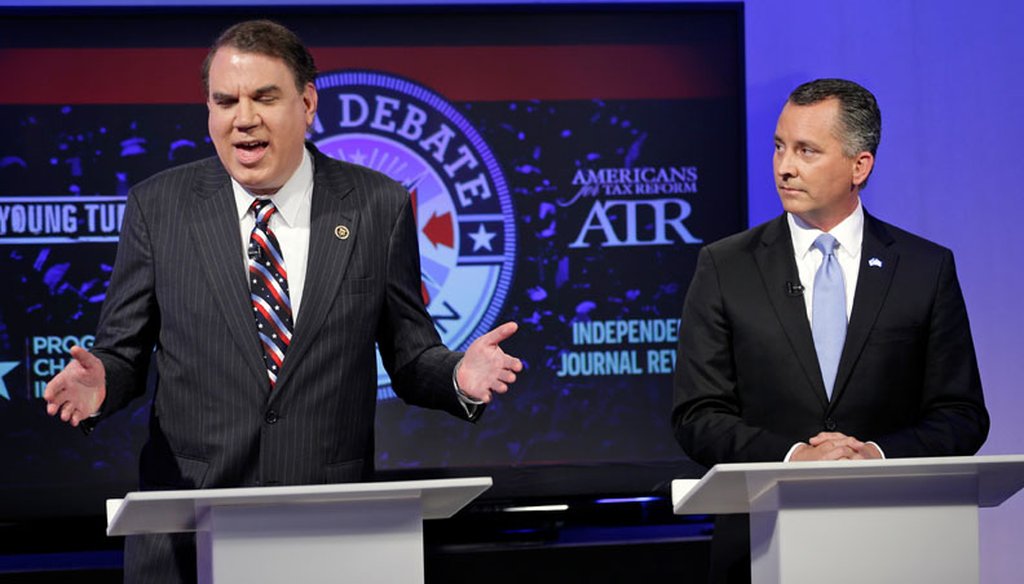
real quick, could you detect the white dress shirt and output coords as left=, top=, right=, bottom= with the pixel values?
left=788, top=200, right=863, bottom=323
left=782, top=199, right=884, bottom=460
left=233, top=150, right=314, bottom=322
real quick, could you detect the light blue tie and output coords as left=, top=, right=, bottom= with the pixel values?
left=812, top=233, right=846, bottom=400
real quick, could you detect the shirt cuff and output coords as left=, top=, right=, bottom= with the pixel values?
left=867, top=440, right=886, bottom=459
left=452, top=358, right=483, bottom=416
left=783, top=442, right=804, bottom=462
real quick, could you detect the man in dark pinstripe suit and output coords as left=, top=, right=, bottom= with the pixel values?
left=43, top=20, right=522, bottom=583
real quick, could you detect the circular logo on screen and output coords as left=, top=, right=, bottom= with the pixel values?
left=312, top=70, right=515, bottom=391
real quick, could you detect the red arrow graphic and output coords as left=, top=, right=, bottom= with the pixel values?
left=423, top=211, right=454, bottom=249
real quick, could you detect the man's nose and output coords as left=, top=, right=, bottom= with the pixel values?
left=776, top=150, right=797, bottom=178
left=235, top=99, right=260, bottom=130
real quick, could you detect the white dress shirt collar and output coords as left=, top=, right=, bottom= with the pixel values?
left=231, top=148, right=314, bottom=320
left=788, top=199, right=864, bottom=261
left=231, top=148, right=314, bottom=224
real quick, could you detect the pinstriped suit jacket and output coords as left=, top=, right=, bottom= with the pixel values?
left=92, top=144, right=473, bottom=582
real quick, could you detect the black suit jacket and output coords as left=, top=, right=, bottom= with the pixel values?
left=92, top=144, right=474, bottom=583
left=672, top=212, right=989, bottom=582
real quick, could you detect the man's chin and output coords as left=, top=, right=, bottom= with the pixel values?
left=229, top=169, right=282, bottom=196
left=242, top=184, right=283, bottom=196
left=779, top=199, right=803, bottom=214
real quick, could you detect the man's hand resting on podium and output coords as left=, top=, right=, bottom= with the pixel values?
left=43, top=345, right=106, bottom=428
left=790, top=432, right=883, bottom=461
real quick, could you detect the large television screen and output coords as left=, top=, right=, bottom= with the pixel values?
left=0, top=2, right=745, bottom=518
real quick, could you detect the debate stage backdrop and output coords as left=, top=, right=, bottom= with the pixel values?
left=0, top=4, right=744, bottom=516
left=0, top=0, right=1021, bottom=582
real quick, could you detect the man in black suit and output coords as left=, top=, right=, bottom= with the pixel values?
left=672, top=78, right=988, bottom=583
left=43, top=20, right=522, bottom=583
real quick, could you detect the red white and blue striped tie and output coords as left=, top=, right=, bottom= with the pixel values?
left=248, top=199, right=293, bottom=389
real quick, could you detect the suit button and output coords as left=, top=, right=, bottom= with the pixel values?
left=265, top=410, right=279, bottom=424
left=824, top=418, right=837, bottom=431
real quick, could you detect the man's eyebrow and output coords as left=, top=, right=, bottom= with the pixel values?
left=774, top=135, right=821, bottom=150
left=793, top=139, right=821, bottom=150
left=252, top=85, right=281, bottom=95
left=209, top=85, right=282, bottom=101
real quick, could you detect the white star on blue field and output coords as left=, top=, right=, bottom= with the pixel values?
left=468, top=224, right=496, bottom=252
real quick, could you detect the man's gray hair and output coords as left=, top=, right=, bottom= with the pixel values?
left=788, top=78, right=882, bottom=158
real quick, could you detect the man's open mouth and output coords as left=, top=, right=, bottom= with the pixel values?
left=235, top=141, right=269, bottom=165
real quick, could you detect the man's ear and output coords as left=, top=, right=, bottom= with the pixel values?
left=851, top=151, right=875, bottom=187
left=303, top=83, right=318, bottom=126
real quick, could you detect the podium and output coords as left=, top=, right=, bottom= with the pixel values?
left=106, top=477, right=491, bottom=584
left=672, top=455, right=1024, bottom=584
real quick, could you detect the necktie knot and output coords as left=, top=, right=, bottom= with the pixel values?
left=251, top=199, right=277, bottom=227
left=812, top=233, right=839, bottom=257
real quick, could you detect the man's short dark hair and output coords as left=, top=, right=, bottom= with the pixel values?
left=788, top=78, right=882, bottom=159
left=201, top=20, right=317, bottom=95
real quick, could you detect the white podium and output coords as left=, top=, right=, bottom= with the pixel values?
left=106, top=477, right=492, bottom=584
left=672, top=455, right=1024, bottom=584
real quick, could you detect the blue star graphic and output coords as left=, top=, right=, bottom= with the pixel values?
left=0, top=361, right=19, bottom=400
left=468, top=224, right=496, bottom=252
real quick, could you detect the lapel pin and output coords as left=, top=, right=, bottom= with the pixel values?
left=334, top=225, right=350, bottom=240
left=868, top=257, right=883, bottom=268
